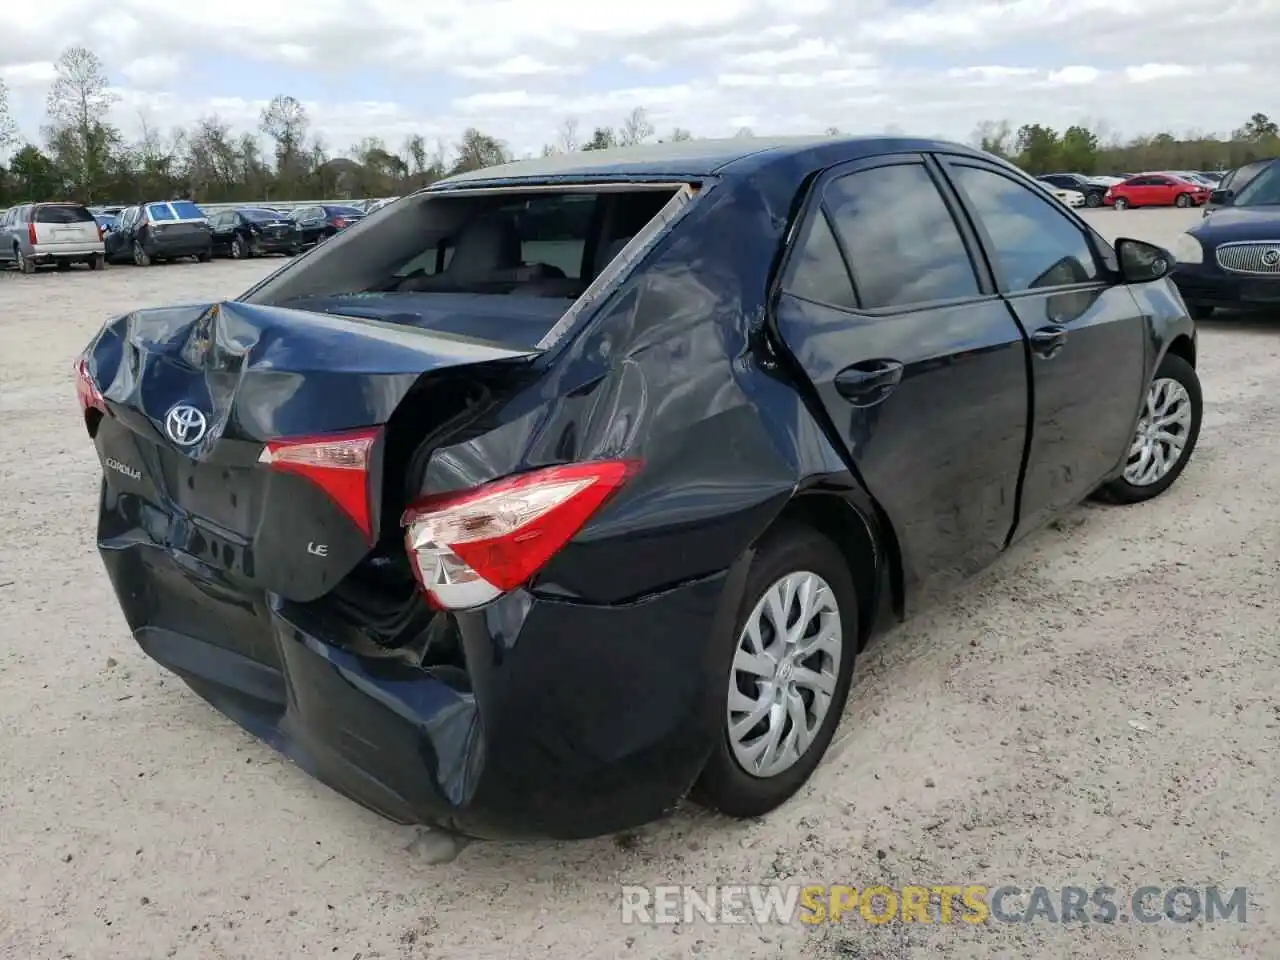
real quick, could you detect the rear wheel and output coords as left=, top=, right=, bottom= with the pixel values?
left=1113, top=197, right=1129, bottom=211
left=694, top=524, right=858, bottom=818
left=1086, top=192, right=1103, bottom=208
left=133, top=241, right=151, bottom=267
left=16, top=246, right=35, bottom=274
left=1094, top=353, right=1201, bottom=505
left=1175, top=193, right=1192, bottom=208
left=230, top=236, right=245, bottom=259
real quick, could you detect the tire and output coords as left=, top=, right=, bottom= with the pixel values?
left=89, top=254, right=105, bottom=271
left=230, top=236, right=245, bottom=260
left=1086, top=192, right=1103, bottom=208
left=197, top=249, right=212, bottom=263
left=1188, top=303, right=1215, bottom=321
left=1113, top=197, right=1129, bottom=211
left=133, top=241, right=151, bottom=267
left=1094, top=353, right=1201, bottom=505
left=17, top=247, right=35, bottom=274
left=1175, top=193, right=1192, bottom=208
left=693, top=524, right=858, bottom=818
left=287, top=245, right=301, bottom=256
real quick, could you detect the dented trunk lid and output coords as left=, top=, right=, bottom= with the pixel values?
left=83, top=300, right=537, bottom=602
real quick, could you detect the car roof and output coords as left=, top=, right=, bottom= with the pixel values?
left=430, top=135, right=992, bottom=188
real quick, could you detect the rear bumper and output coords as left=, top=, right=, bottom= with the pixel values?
left=1172, top=263, right=1280, bottom=308
left=146, top=233, right=212, bottom=258
left=30, top=242, right=103, bottom=261
left=250, top=233, right=299, bottom=253
left=96, top=485, right=735, bottom=840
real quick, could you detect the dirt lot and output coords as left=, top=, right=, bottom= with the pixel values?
left=1, top=208, right=1277, bottom=960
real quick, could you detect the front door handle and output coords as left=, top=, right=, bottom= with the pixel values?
left=833, top=359, right=904, bottom=406
left=1030, top=324, right=1068, bottom=359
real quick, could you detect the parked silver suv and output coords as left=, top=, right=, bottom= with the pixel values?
left=0, top=202, right=106, bottom=274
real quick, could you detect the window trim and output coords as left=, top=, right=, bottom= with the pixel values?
left=775, top=153, right=999, bottom=319
left=933, top=154, right=1113, bottom=299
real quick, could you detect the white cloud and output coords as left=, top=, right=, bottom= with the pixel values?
left=120, top=54, right=182, bottom=88
left=0, top=0, right=1275, bottom=158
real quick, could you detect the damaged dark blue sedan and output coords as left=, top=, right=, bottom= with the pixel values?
left=75, top=137, right=1203, bottom=840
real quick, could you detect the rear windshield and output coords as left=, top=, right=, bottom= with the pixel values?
left=147, top=204, right=176, bottom=221
left=240, top=208, right=283, bottom=222
left=35, top=204, right=95, bottom=224
left=170, top=201, right=205, bottom=219
left=244, top=185, right=685, bottom=311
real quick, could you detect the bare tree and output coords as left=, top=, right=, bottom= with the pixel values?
left=619, top=107, right=654, bottom=146
left=259, top=94, right=310, bottom=189
left=556, top=117, right=580, bottom=153
left=0, top=78, right=19, bottom=153
left=44, top=46, right=120, bottom=198
left=668, top=127, right=693, bottom=142
left=734, top=126, right=755, bottom=138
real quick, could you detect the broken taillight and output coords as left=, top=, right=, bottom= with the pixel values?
left=259, top=427, right=381, bottom=540
left=74, top=356, right=106, bottom=413
left=401, top=460, right=638, bottom=610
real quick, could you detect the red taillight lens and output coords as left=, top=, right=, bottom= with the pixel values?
left=74, top=356, right=106, bottom=413
left=28, top=223, right=37, bottom=246
left=259, top=427, right=380, bottom=540
left=331, top=218, right=346, bottom=229
left=401, top=459, right=638, bottom=610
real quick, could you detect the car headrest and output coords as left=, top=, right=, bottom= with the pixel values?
left=448, top=216, right=522, bottom=279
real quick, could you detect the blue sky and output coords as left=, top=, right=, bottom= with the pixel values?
left=2, top=0, right=1272, bottom=161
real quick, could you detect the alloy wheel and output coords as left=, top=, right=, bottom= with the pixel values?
left=1123, top=377, right=1193, bottom=487
left=727, top=571, right=842, bottom=779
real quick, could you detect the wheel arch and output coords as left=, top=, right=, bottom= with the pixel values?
left=759, top=489, right=903, bottom=649
left=1164, top=332, right=1196, bottom=369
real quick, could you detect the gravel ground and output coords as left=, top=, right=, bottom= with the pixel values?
left=1, top=209, right=1277, bottom=960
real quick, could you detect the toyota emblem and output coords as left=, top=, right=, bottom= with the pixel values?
left=1262, top=248, right=1280, bottom=267
left=165, top=404, right=208, bottom=446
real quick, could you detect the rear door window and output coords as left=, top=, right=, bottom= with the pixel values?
left=35, top=204, right=95, bottom=224
left=786, top=212, right=858, bottom=309
left=823, top=162, right=981, bottom=309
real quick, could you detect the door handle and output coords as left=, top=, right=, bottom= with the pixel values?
left=833, top=359, right=904, bottom=406
left=1030, top=324, right=1068, bottom=359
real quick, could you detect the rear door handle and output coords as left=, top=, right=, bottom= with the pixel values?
left=833, top=359, right=904, bottom=406
left=1030, top=324, right=1068, bottom=359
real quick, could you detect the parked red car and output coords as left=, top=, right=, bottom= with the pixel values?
left=1103, top=174, right=1211, bottom=210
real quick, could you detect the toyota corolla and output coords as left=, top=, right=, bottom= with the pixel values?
left=75, top=137, right=1202, bottom=840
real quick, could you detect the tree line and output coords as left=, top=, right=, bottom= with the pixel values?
left=1, top=45, right=1278, bottom=207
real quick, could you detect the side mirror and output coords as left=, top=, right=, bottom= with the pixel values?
left=1115, top=237, right=1173, bottom=283
left=1209, top=189, right=1233, bottom=206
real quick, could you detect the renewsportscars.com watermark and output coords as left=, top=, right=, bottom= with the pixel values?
left=620, top=884, right=1249, bottom=926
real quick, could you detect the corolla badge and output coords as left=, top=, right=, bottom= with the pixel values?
left=165, top=404, right=208, bottom=446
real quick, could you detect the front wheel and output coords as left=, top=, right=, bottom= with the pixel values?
left=1086, top=192, right=1103, bottom=208
left=1175, top=193, right=1192, bottom=208
left=693, top=524, right=858, bottom=818
left=197, top=249, right=212, bottom=263
left=17, top=247, right=35, bottom=274
left=1094, top=353, right=1201, bottom=505
left=133, top=241, right=151, bottom=267
left=1113, top=197, right=1129, bottom=211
